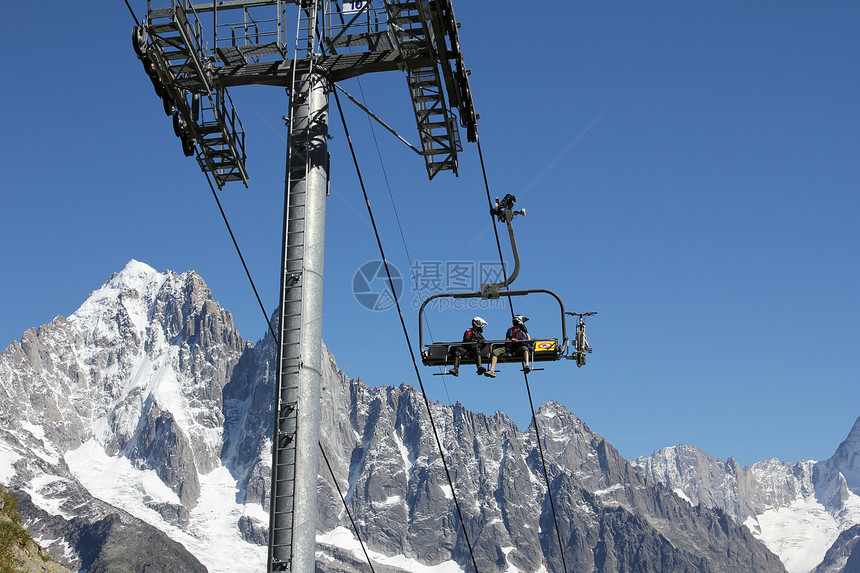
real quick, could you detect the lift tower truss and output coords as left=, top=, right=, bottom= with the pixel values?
left=132, top=1, right=478, bottom=571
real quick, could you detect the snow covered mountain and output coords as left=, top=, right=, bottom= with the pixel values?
left=0, top=261, right=243, bottom=571
left=0, top=260, right=850, bottom=572
left=632, top=420, right=860, bottom=573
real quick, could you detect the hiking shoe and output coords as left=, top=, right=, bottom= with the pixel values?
left=476, top=367, right=486, bottom=375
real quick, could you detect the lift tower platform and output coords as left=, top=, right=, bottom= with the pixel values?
left=131, top=2, right=477, bottom=571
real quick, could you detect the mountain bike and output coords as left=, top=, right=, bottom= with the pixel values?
left=566, top=311, right=596, bottom=368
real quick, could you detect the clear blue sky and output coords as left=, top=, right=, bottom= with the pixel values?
left=1, top=2, right=857, bottom=467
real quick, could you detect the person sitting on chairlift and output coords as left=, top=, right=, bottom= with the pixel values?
left=486, top=315, right=531, bottom=377
left=449, top=316, right=488, bottom=377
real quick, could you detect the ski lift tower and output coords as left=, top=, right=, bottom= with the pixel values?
left=131, top=1, right=478, bottom=571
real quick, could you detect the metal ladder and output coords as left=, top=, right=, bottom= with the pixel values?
left=143, top=5, right=248, bottom=188
left=385, top=0, right=461, bottom=178
left=268, top=4, right=323, bottom=570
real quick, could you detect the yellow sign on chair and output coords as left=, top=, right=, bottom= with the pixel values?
left=534, top=340, right=556, bottom=353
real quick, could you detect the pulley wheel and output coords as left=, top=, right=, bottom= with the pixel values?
left=181, top=136, right=195, bottom=157
left=132, top=26, right=147, bottom=57
left=162, top=95, right=176, bottom=117
left=173, top=112, right=187, bottom=138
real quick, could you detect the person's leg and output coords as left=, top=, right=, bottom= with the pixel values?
left=486, top=348, right=501, bottom=377
left=449, top=348, right=461, bottom=376
left=473, top=349, right=485, bottom=374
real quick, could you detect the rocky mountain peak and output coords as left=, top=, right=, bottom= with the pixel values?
left=104, top=259, right=160, bottom=288
left=826, top=417, right=860, bottom=492
left=0, top=262, right=248, bottom=512
left=814, top=417, right=860, bottom=516
left=4, top=261, right=849, bottom=572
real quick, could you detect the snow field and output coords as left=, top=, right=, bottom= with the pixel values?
left=65, top=439, right=267, bottom=573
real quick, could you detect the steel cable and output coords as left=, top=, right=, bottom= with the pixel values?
left=320, top=442, right=377, bottom=573
left=124, top=2, right=374, bottom=565
left=334, top=88, right=481, bottom=573
left=200, top=167, right=377, bottom=571
left=474, top=136, right=570, bottom=573
left=349, top=79, right=452, bottom=403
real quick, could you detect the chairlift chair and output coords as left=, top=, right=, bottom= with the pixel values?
left=419, top=195, right=578, bottom=370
